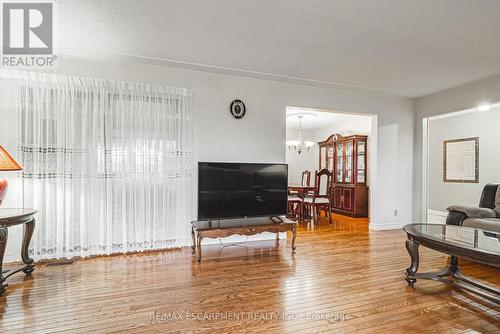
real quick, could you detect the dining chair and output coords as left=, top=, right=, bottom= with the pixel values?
left=301, top=170, right=314, bottom=198
left=301, top=170, right=311, bottom=187
left=287, top=193, right=301, bottom=218
left=288, top=170, right=310, bottom=218
left=303, top=169, right=333, bottom=224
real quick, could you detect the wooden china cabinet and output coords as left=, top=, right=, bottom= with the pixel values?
left=318, top=134, right=368, bottom=218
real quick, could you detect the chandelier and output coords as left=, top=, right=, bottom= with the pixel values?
left=286, top=115, right=315, bottom=154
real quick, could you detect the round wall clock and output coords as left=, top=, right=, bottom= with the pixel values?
left=230, top=99, right=246, bottom=119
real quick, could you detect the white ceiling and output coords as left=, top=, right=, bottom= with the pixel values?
left=286, top=107, right=371, bottom=130
left=58, top=0, right=500, bottom=97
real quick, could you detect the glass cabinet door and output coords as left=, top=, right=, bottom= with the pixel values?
left=345, top=141, right=353, bottom=183
left=336, top=143, right=343, bottom=182
left=357, top=140, right=366, bottom=183
left=319, top=145, right=326, bottom=170
left=327, top=144, right=334, bottom=170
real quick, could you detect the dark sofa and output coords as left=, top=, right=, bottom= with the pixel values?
left=446, top=183, right=500, bottom=233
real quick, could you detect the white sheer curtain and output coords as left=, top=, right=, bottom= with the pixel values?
left=0, top=70, right=194, bottom=260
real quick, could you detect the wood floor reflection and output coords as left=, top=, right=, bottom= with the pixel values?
left=1, top=214, right=499, bottom=333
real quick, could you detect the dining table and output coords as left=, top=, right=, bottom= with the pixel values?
left=288, top=184, right=315, bottom=220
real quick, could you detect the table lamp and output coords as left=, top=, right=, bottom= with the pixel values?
left=0, top=146, right=22, bottom=206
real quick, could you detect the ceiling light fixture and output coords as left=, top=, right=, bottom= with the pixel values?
left=286, top=115, right=315, bottom=154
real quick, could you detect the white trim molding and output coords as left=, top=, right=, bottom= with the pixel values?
left=369, top=222, right=406, bottom=231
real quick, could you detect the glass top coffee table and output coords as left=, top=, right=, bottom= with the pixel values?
left=403, top=223, right=499, bottom=304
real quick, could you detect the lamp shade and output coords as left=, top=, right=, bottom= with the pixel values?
left=0, top=146, right=22, bottom=171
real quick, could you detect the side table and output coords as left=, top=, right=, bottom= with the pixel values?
left=0, top=208, right=37, bottom=295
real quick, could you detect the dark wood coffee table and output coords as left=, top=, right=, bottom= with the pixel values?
left=0, top=208, right=37, bottom=295
left=403, top=223, right=499, bottom=303
left=191, top=217, right=297, bottom=262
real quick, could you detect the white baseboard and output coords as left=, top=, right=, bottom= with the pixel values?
left=369, top=222, right=406, bottom=231
left=369, top=210, right=448, bottom=231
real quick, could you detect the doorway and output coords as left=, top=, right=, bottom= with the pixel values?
left=285, top=106, right=376, bottom=224
left=422, top=103, right=500, bottom=223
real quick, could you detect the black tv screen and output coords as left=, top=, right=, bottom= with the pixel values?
left=198, top=162, right=288, bottom=220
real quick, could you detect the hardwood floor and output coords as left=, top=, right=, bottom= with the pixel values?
left=1, top=215, right=499, bottom=333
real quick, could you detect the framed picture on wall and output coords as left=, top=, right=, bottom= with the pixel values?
left=443, top=137, right=479, bottom=183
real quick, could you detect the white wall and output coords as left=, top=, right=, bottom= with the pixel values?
left=285, top=128, right=316, bottom=185
left=314, top=116, right=373, bottom=138
left=428, top=106, right=500, bottom=211
left=413, top=73, right=500, bottom=220
left=0, top=55, right=415, bottom=262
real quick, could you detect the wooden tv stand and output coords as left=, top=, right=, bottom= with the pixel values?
left=191, top=217, right=297, bottom=262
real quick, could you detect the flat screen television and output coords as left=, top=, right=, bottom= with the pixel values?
left=198, top=162, right=288, bottom=220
